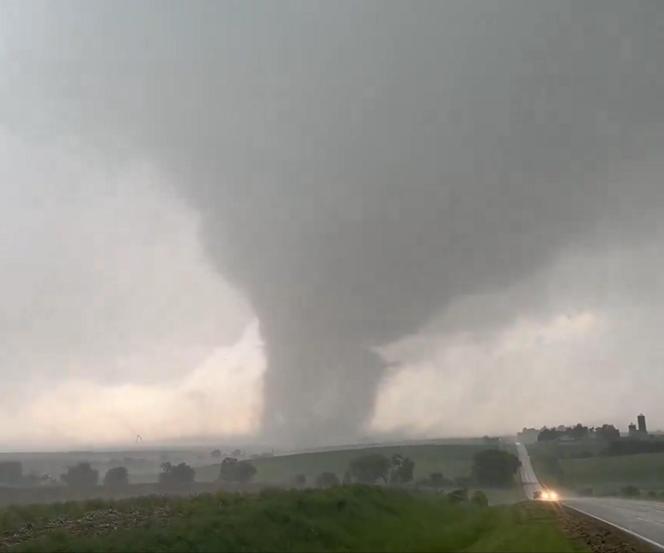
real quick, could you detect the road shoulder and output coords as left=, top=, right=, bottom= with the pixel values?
left=558, top=503, right=658, bottom=553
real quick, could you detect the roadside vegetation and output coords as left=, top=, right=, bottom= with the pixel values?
left=1, top=487, right=584, bottom=553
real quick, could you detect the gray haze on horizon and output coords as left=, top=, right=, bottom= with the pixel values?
left=1, top=1, right=664, bottom=447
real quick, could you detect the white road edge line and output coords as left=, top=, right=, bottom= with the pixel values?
left=564, top=502, right=664, bottom=552
left=516, top=441, right=664, bottom=550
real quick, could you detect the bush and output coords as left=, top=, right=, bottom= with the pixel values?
left=61, top=463, right=98, bottom=489
left=219, top=458, right=257, bottom=483
left=578, top=487, right=593, bottom=497
left=621, top=485, right=640, bottom=497
left=315, top=472, right=340, bottom=488
left=159, top=462, right=195, bottom=489
left=471, top=490, right=489, bottom=507
left=103, top=467, right=129, bottom=489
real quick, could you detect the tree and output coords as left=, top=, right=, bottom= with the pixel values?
left=61, top=462, right=99, bottom=489
left=159, top=462, right=195, bottom=489
left=568, top=423, right=590, bottom=440
left=219, top=457, right=257, bottom=483
left=472, top=449, right=520, bottom=487
left=315, top=472, right=340, bottom=488
left=103, top=466, right=129, bottom=489
left=595, top=424, right=620, bottom=442
left=389, top=454, right=415, bottom=484
left=538, top=424, right=595, bottom=442
left=348, top=454, right=391, bottom=484
left=538, top=427, right=562, bottom=441
left=211, top=449, right=222, bottom=459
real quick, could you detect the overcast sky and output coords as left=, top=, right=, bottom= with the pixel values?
left=1, top=1, right=663, bottom=449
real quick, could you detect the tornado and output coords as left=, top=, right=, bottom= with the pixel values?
left=2, top=1, right=663, bottom=446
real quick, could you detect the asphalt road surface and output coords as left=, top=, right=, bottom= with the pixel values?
left=515, top=442, right=664, bottom=550
left=515, top=442, right=544, bottom=501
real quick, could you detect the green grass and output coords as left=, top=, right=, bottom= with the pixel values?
left=196, top=444, right=491, bottom=484
left=463, top=503, right=585, bottom=553
left=194, top=443, right=524, bottom=505
left=6, top=487, right=585, bottom=553
left=530, top=447, right=664, bottom=495
left=564, top=452, right=664, bottom=485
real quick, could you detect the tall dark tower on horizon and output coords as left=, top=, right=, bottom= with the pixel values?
left=638, top=413, right=647, bottom=434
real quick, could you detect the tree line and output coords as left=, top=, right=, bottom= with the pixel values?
left=55, top=447, right=521, bottom=492
left=537, top=423, right=620, bottom=442
left=298, top=449, right=520, bottom=490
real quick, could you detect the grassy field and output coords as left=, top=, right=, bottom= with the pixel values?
left=0, top=443, right=523, bottom=508
left=0, top=487, right=584, bottom=553
left=530, top=447, right=664, bottom=495
left=196, top=444, right=495, bottom=484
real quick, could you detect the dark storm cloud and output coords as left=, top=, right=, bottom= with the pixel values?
left=2, top=1, right=663, bottom=445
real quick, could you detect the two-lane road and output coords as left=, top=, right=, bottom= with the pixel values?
left=515, top=442, right=544, bottom=501
left=515, top=442, right=664, bottom=551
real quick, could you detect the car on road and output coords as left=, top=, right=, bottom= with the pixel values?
left=534, top=489, right=559, bottom=502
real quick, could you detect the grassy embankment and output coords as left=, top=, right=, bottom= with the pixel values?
left=0, top=486, right=585, bottom=553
